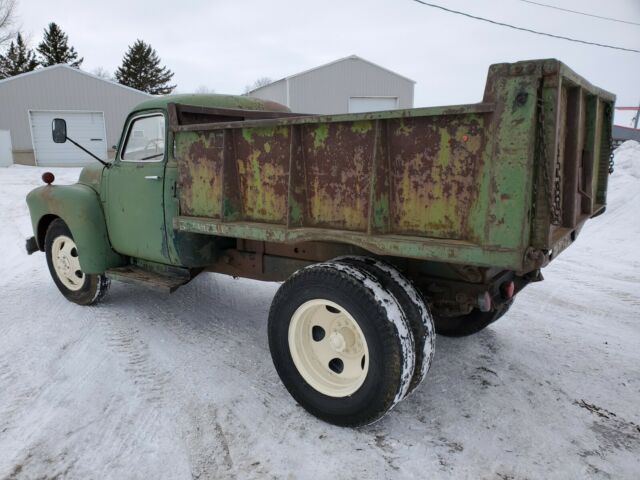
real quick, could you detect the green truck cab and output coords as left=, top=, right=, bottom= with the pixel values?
left=25, top=59, right=615, bottom=427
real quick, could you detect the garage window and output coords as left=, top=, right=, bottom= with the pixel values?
left=122, top=114, right=166, bottom=162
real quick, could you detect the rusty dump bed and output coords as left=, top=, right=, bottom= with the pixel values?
left=169, top=59, right=615, bottom=274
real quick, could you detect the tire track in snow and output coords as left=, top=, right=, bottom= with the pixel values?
left=83, top=307, right=175, bottom=469
left=0, top=306, right=106, bottom=477
left=114, top=276, right=282, bottom=398
left=0, top=294, right=95, bottom=436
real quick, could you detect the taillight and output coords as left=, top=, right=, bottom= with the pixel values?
left=501, top=281, right=515, bottom=300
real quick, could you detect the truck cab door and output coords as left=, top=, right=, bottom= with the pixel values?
left=104, top=112, right=171, bottom=264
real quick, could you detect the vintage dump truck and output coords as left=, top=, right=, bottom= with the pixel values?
left=25, top=59, right=615, bottom=427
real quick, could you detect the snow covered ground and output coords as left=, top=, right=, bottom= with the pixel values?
left=0, top=143, right=639, bottom=479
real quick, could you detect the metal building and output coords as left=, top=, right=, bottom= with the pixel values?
left=0, top=64, right=150, bottom=166
left=613, top=125, right=640, bottom=147
left=248, top=55, right=414, bottom=114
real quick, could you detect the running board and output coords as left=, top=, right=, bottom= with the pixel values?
left=106, top=265, right=191, bottom=293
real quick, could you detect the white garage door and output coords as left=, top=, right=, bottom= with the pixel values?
left=29, top=111, right=107, bottom=166
left=348, top=97, right=398, bottom=113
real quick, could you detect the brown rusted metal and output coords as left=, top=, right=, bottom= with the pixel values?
left=172, top=59, right=615, bottom=276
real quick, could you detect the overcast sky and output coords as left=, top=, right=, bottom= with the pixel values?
left=13, top=0, right=640, bottom=125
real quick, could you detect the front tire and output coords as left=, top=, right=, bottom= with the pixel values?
left=268, top=261, right=415, bottom=427
left=45, top=218, right=110, bottom=306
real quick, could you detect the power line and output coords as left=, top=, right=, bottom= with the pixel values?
left=410, top=0, right=640, bottom=54
left=516, top=0, right=640, bottom=27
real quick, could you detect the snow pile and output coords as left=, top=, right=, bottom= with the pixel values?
left=612, top=140, right=640, bottom=180
left=572, top=140, right=640, bottom=252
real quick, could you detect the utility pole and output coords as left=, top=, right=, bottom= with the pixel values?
left=634, top=100, right=640, bottom=129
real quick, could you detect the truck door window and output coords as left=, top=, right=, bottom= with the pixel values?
left=121, top=114, right=166, bottom=162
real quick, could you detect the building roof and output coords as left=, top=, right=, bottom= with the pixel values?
left=248, top=54, right=416, bottom=94
left=613, top=125, right=640, bottom=142
left=133, top=93, right=290, bottom=113
left=0, top=64, right=152, bottom=97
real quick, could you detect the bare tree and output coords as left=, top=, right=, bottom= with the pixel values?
left=91, top=67, right=113, bottom=81
left=0, top=0, right=17, bottom=46
left=244, top=76, right=273, bottom=94
left=195, top=85, right=215, bottom=94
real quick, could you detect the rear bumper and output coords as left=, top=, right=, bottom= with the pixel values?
left=25, top=236, right=39, bottom=255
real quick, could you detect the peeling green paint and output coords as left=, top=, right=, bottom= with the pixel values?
left=372, top=193, right=390, bottom=229
left=289, top=197, right=303, bottom=224
left=223, top=197, right=239, bottom=220
left=312, top=123, right=329, bottom=149
left=396, top=119, right=413, bottom=136
left=242, top=128, right=254, bottom=144
left=351, top=120, right=373, bottom=134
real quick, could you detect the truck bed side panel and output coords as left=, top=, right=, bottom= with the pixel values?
left=172, top=59, right=615, bottom=273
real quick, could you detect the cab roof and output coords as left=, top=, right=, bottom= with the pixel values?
left=132, top=93, right=291, bottom=113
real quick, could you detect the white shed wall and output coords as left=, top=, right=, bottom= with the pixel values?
left=249, top=57, right=414, bottom=114
left=290, top=57, right=413, bottom=114
left=248, top=79, right=287, bottom=107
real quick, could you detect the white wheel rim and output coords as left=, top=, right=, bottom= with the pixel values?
left=288, top=299, right=369, bottom=397
left=51, top=235, right=85, bottom=291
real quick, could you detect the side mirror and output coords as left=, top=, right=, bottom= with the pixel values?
left=52, top=118, right=67, bottom=143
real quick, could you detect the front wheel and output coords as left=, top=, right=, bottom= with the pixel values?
left=45, top=218, right=110, bottom=306
left=268, top=261, right=415, bottom=427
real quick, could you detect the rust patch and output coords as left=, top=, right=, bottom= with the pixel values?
left=233, top=126, right=290, bottom=223
left=387, top=114, right=486, bottom=240
left=300, top=121, right=374, bottom=231
left=178, top=131, right=224, bottom=218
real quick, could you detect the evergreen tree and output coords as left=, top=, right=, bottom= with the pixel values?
left=115, top=40, right=175, bottom=95
left=37, top=22, right=83, bottom=68
left=0, top=33, right=38, bottom=79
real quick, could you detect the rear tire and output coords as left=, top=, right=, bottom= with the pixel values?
left=45, top=218, right=110, bottom=306
left=434, top=299, right=514, bottom=337
left=335, top=256, right=435, bottom=396
left=268, top=261, right=415, bottom=427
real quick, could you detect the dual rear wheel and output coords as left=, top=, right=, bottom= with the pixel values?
left=268, top=257, right=435, bottom=427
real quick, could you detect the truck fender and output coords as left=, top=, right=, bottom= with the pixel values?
left=26, top=184, right=126, bottom=274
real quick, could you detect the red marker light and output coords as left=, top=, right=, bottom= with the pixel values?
left=501, top=280, right=515, bottom=300
left=42, top=172, right=55, bottom=185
